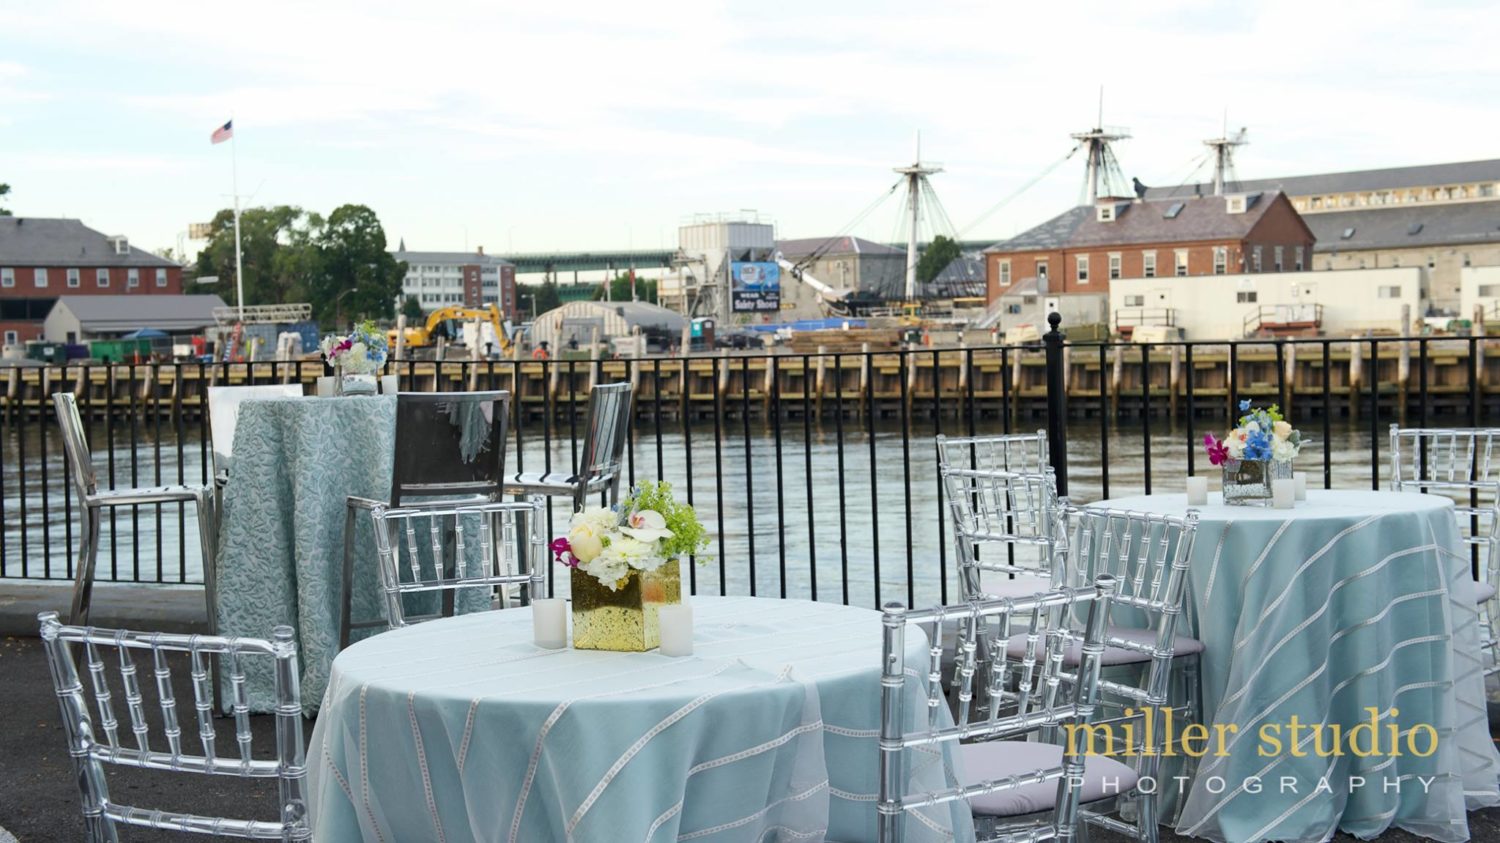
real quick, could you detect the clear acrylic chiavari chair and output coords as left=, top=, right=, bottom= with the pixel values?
left=1034, top=506, right=1201, bottom=843
left=940, top=464, right=1066, bottom=601
left=878, top=576, right=1135, bottom=843
left=37, top=612, right=309, bottom=842
left=1389, top=424, right=1500, bottom=673
left=369, top=498, right=547, bottom=630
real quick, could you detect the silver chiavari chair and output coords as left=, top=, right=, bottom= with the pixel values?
left=37, top=612, right=309, bottom=842
left=53, top=393, right=220, bottom=628
left=940, top=465, right=1066, bottom=601
left=1033, top=506, right=1200, bottom=842
left=369, top=498, right=546, bottom=629
left=504, top=382, right=634, bottom=512
left=340, top=390, right=510, bottom=648
left=1389, top=424, right=1500, bottom=673
left=879, top=576, right=1135, bottom=843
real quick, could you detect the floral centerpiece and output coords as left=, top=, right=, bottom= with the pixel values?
left=1204, top=399, right=1302, bottom=505
left=551, top=481, right=710, bottom=650
left=320, top=320, right=387, bottom=395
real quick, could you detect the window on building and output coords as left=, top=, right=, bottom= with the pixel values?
left=1124, top=294, right=1145, bottom=307
left=1273, top=246, right=1283, bottom=272
left=97, top=268, right=110, bottom=287
left=1143, top=252, right=1156, bottom=278
left=1480, top=284, right=1500, bottom=297
left=1175, top=250, right=1188, bottom=277
left=1006, top=304, right=1023, bottom=314
left=67, top=268, right=80, bottom=288
left=1109, top=253, right=1121, bottom=279
left=1481, top=184, right=1496, bottom=198
left=1294, top=246, right=1304, bottom=271
left=127, top=269, right=139, bottom=288
left=1213, top=247, right=1227, bottom=275
left=156, top=268, right=168, bottom=287
left=1251, top=246, right=1262, bottom=273
left=3, top=330, right=16, bottom=345
left=1378, top=286, right=1401, bottom=298
left=1464, top=254, right=1473, bottom=267
left=1036, top=261, right=1048, bottom=284
left=1, top=268, right=12, bottom=288
left=1392, top=256, right=1401, bottom=268
left=999, top=260, right=1011, bottom=286
left=1237, top=291, right=1258, bottom=303
left=34, top=268, right=47, bottom=288
left=1076, top=255, right=1090, bottom=284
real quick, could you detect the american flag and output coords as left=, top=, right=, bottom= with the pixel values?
left=210, top=120, right=233, bottom=144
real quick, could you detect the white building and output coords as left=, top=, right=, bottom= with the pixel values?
left=1459, top=266, right=1500, bottom=324
left=391, top=246, right=518, bottom=320
left=1109, top=267, right=1424, bottom=340
left=663, top=214, right=777, bottom=318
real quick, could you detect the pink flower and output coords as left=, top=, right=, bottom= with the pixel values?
left=1204, top=434, right=1229, bottom=466
left=549, top=537, right=571, bottom=562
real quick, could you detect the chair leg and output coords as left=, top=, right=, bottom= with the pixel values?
left=70, top=507, right=102, bottom=625
left=193, top=491, right=225, bottom=713
left=340, top=504, right=358, bottom=650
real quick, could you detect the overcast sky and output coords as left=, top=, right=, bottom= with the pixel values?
left=3, top=0, right=1497, bottom=259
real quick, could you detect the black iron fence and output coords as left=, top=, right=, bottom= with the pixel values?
left=2, top=325, right=1494, bottom=609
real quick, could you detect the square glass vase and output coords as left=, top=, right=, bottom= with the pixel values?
left=570, top=561, right=682, bottom=651
left=1221, top=458, right=1293, bottom=506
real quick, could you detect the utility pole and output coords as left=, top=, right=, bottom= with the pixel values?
left=893, top=133, right=942, bottom=302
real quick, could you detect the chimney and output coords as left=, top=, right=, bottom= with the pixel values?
left=477, top=245, right=484, bottom=256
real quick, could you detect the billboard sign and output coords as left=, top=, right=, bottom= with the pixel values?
left=731, top=261, right=780, bottom=312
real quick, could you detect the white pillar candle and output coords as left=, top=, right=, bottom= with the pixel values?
left=315, top=376, right=338, bottom=397
left=380, top=374, right=399, bottom=395
left=531, top=599, right=567, bottom=649
left=1186, top=476, right=1209, bottom=506
left=1293, top=472, right=1308, bottom=501
left=1272, top=479, right=1296, bottom=510
left=658, top=603, right=694, bottom=657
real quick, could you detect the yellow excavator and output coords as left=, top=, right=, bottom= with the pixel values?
left=388, top=304, right=513, bottom=355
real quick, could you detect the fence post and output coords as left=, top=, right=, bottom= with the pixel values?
left=1044, top=311, right=1069, bottom=496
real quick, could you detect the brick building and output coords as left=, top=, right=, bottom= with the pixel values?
left=392, top=246, right=519, bottom=320
left=0, top=217, right=183, bottom=345
left=984, top=191, right=1315, bottom=301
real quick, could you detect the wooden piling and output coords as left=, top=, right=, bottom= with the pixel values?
left=1349, top=340, right=1363, bottom=421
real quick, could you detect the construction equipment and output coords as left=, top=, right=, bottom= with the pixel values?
left=388, top=304, right=513, bottom=356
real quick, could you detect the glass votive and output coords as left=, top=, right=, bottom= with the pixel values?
left=658, top=603, right=694, bottom=657
left=315, top=376, right=338, bottom=397
left=380, top=374, right=399, bottom=395
left=531, top=598, right=567, bottom=649
left=1272, top=479, right=1296, bottom=510
left=1186, top=476, right=1209, bottom=506
left=1293, top=472, right=1308, bottom=501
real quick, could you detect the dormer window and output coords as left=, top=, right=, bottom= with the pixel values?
left=1096, top=205, right=1115, bottom=222
left=1226, top=195, right=1247, bottom=214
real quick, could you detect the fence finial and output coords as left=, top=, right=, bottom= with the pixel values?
left=1043, top=312, right=1069, bottom=496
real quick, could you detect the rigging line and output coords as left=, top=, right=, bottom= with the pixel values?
left=1154, top=150, right=1215, bottom=199
left=957, top=145, right=1081, bottom=239
left=794, top=178, right=904, bottom=272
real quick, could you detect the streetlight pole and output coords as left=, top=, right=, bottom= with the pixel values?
left=333, top=286, right=359, bottom=330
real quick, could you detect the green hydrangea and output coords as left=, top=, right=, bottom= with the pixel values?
left=625, top=480, right=711, bottom=560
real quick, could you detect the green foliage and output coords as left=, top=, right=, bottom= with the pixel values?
left=401, top=295, right=424, bottom=320
left=0, top=182, right=10, bottom=216
left=599, top=272, right=657, bottom=304
left=519, top=280, right=562, bottom=315
left=626, top=480, right=710, bottom=560
left=311, top=204, right=406, bottom=326
left=916, top=235, right=962, bottom=285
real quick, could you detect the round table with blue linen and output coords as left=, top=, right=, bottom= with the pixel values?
left=1093, top=490, right=1500, bottom=843
left=307, top=596, right=975, bottom=843
left=214, top=394, right=398, bottom=716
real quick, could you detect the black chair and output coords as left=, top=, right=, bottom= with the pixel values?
left=503, top=382, right=634, bottom=511
left=340, top=390, right=510, bottom=648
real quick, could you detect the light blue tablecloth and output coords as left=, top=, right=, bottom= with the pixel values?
left=215, top=395, right=398, bottom=715
left=307, top=596, right=975, bottom=843
left=1094, top=490, right=1500, bottom=843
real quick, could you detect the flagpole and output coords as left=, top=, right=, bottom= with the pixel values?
left=230, top=121, right=245, bottom=321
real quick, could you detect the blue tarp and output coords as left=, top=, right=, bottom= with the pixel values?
left=121, top=328, right=169, bottom=339
left=743, top=319, right=867, bottom=333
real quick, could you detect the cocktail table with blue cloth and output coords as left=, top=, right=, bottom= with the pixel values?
left=214, top=395, right=398, bottom=715
left=1091, top=489, right=1500, bottom=843
left=307, top=596, right=975, bottom=843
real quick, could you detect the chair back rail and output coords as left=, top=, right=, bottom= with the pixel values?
left=52, top=392, right=99, bottom=500
left=576, top=382, right=634, bottom=483
left=392, top=391, right=510, bottom=502
left=37, top=612, right=309, bottom=841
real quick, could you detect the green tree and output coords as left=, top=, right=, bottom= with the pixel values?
left=599, top=272, right=657, bottom=304
left=311, top=204, right=406, bottom=327
left=0, top=182, right=11, bottom=216
left=401, top=295, right=424, bottom=321
left=520, top=280, right=562, bottom=316
left=190, top=206, right=321, bottom=305
left=916, top=235, right=962, bottom=285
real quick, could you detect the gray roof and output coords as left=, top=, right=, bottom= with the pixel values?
left=777, top=236, right=904, bottom=258
left=393, top=250, right=514, bottom=267
left=1305, top=202, right=1500, bottom=253
left=986, top=192, right=1296, bottom=253
left=0, top=218, right=178, bottom=268
left=1144, top=159, right=1500, bottom=202
left=49, top=295, right=227, bottom=333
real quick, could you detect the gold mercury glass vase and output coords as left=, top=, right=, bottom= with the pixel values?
left=570, top=562, right=682, bottom=651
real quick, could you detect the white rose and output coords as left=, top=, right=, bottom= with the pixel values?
left=567, top=524, right=604, bottom=563
left=1226, top=437, right=1246, bottom=459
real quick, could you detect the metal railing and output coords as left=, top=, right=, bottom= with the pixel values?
left=1, top=324, right=1493, bottom=609
left=1243, top=303, right=1324, bottom=337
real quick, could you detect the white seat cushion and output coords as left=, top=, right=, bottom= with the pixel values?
left=1472, top=581, right=1497, bottom=604
left=961, top=741, right=1138, bottom=817
left=1005, top=625, right=1205, bottom=666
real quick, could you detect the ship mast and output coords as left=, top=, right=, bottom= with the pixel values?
left=1204, top=115, right=1250, bottom=196
left=893, top=133, right=943, bottom=301
left=1069, top=90, right=1131, bottom=203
